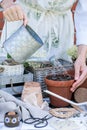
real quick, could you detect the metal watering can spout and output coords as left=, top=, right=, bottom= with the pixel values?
left=3, top=25, right=44, bottom=63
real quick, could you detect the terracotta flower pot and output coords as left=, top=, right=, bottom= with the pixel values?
left=45, top=73, right=74, bottom=107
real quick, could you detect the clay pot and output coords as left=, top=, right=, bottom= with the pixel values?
left=45, top=73, right=74, bottom=107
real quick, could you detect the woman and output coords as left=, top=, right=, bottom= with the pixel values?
left=0, top=0, right=76, bottom=62
left=1, top=0, right=87, bottom=93
left=71, top=0, right=87, bottom=92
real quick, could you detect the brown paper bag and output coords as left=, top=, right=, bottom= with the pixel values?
left=21, top=82, right=43, bottom=107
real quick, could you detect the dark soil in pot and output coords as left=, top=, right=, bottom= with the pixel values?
left=47, top=74, right=74, bottom=81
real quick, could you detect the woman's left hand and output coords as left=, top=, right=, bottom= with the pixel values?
left=70, top=56, right=87, bottom=92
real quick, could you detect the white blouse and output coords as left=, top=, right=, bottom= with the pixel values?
left=75, top=0, right=87, bottom=45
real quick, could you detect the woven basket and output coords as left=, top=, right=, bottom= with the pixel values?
left=0, top=64, right=24, bottom=76
left=31, top=59, right=74, bottom=97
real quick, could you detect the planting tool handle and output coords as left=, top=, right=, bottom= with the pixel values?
left=44, top=90, right=76, bottom=105
left=44, top=90, right=83, bottom=112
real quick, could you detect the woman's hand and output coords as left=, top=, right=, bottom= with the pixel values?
left=70, top=56, right=87, bottom=92
left=1, top=0, right=28, bottom=26
left=70, top=45, right=87, bottom=92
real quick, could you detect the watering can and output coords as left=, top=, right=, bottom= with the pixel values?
left=3, top=25, right=44, bottom=63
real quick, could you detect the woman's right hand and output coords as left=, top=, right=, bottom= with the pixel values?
left=1, top=0, right=28, bottom=26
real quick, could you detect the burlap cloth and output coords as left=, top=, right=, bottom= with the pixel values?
left=0, top=90, right=50, bottom=123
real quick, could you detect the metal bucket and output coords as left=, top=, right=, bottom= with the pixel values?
left=3, top=25, right=43, bottom=63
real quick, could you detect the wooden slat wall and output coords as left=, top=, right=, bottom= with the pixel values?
left=0, top=0, right=16, bottom=37
left=0, top=10, right=4, bottom=37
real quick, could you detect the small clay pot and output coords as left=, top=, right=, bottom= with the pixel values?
left=45, top=73, right=74, bottom=107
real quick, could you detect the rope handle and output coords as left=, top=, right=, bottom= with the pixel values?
left=10, top=79, right=22, bottom=95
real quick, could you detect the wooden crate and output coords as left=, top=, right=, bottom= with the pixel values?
left=0, top=73, right=33, bottom=96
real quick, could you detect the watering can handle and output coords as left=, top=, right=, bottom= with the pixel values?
left=25, top=25, right=44, bottom=45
